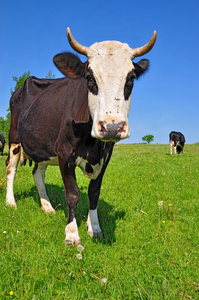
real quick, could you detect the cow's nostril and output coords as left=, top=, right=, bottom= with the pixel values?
left=98, top=121, right=107, bottom=134
left=117, top=122, right=126, bottom=134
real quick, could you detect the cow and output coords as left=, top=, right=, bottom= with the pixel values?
left=5, top=27, right=156, bottom=245
left=170, top=131, right=185, bottom=154
left=0, top=134, right=5, bottom=155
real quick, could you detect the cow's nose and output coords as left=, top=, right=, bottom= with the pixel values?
left=98, top=120, right=127, bottom=141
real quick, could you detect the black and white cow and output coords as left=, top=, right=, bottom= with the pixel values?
left=0, top=134, right=5, bottom=155
left=170, top=131, right=185, bottom=154
left=5, top=28, right=156, bottom=245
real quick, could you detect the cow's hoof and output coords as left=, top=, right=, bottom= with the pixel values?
left=41, top=204, right=56, bottom=214
left=43, top=208, right=56, bottom=215
left=64, top=238, right=81, bottom=246
left=88, top=230, right=103, bottom=239
left=5, top=200, right=17, bottom=209
left=42, top=208, right=56, bottom=214
left=94, top=231, right=104, bottom=238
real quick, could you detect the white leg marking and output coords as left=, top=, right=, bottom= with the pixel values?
left=6, top=166, right=18, bottom=208
left=65, top=218, right=80, bottom=245
left=87, top=208, right=102, bottom=237
left=6, top=144, right=21, bottom=208
left=33, top=163, right=55, bottom=214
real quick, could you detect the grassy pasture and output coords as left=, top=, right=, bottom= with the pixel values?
left=0, top=143, right=198, bottom=299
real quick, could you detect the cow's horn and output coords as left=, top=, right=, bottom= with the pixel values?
left=131, top=31, right=157, bottom=58
left=67, top=27, right=89, bottom=56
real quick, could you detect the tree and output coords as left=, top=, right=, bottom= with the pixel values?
left=0, top=117, right=7, bottom=136
left=142, top=134, right=154, bottom=144
left=45, top=70, right=55, bottom=79
left=10, top=71, right=31, bottom=95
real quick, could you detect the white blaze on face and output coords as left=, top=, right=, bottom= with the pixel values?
left=87, top=41, right=134, bottom=140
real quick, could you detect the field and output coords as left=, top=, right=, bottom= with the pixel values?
left=0, top=143, right=198, bottom=299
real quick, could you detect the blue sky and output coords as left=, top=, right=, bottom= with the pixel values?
left=0, top=0, right=198, bottom=144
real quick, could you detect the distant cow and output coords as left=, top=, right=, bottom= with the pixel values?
left=170, top=131, right=185, bottom=154
left=0, top=134, right=5, bottom=155
left=5, top=27, right=156, bottom=245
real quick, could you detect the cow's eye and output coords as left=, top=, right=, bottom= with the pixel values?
left=124, top=76, right=135, bottom=100
left=86, top=74, right=98, bottom=95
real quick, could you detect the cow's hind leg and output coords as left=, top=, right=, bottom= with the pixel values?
left=33, top=163, right=55, bottom=214
left=5, top=144, right=21, bottom=208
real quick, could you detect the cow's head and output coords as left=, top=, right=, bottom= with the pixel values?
left=54, top=28, right=157, bottom=142
left=176, top=141, right=184, bottom=154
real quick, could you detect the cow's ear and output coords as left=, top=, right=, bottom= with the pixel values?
left=53, top=53, right=86, bottom=78
left=134, top=59, right=149, bottom=79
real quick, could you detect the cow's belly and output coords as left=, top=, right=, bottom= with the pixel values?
left=40, top=156, right=103, bottom=179
left=40, top=156, right=59, bottom=166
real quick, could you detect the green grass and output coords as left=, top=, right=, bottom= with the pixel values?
left=0, top=143, right=198, bottom=299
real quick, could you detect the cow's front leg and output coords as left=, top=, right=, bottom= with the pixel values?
left=59, top=159, right=80, bottom=245
left=87, top=177, right=104, bottom=238
left=170, top=142, right=173, bottom=155
left=33, top=163, right=55, bottom=214
left=87, top=145, right=114, bottom=238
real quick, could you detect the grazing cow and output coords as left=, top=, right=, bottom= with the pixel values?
left=170, top=131, right=185, bottom=154
left=0, top=134, right=5, bottom=155
left=5, top=28, right=156, bottom=245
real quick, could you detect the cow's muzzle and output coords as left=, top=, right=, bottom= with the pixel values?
left=97, top=119, right=128, bottom=142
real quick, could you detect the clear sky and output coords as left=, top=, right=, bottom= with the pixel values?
left=0, top=0, right=198, bottom=144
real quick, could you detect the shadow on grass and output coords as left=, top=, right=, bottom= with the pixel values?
left=14, top=183, right=125, bottom=245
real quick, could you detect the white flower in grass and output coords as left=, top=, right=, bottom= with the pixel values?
left=3, top=231, right=6, bottom=234
left=77, top=244, right=84, bottom=252
left=101, top=278, right=107, bottom=285
left=76, top=253, right=82, bottom=260
left=158, top=201, right=163, bottom=206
